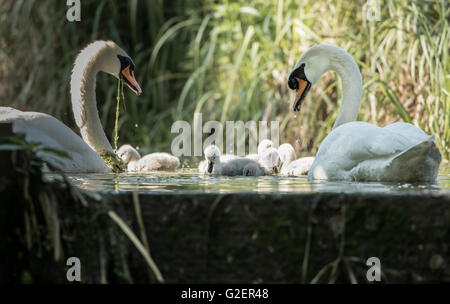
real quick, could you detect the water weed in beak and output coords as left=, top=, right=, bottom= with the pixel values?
left=114, top=79, right=124, bottom=154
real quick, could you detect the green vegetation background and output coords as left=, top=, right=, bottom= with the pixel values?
left=0, top=0, right=448, bottom=160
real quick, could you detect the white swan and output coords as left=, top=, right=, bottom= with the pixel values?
left=0, top=41, right=142, bottom=173
left=201, top=145, right=265, bottom=176
left=278, top=143, right=314, bottom=176
left=288, top=44, right=441, bottom=182
left=117, top=144, right=180, bottom=172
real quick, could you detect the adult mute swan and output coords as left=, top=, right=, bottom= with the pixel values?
left=0, top=41, right=142, bottom=173
left=278, top=143, right=314, bottom=176
left=201, top=145, right=265, bottom=176
left=288, top=44, right=441, bottom=182
left=117, top=144, right=180, bottom=172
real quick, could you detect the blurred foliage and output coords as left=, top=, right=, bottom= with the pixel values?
left=0, top=0, right=448, bottom=159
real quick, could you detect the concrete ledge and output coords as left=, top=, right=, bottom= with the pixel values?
left=2, top=180, right=449, bottom=282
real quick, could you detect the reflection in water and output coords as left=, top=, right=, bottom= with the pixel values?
left=45, top=165, right=450, bottom=194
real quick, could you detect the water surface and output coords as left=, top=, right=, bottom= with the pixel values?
left=46, top=164, right=450, bottom=195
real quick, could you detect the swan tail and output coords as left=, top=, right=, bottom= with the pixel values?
left=387, top=137, right=442, bottom=182
left=350, top=137, right=441, bottom=182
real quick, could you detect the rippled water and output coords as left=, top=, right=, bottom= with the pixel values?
left=45, top=164, right=450, bottom=195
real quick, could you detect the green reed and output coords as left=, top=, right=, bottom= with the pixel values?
left=0, top=0, right=448, bottom=159
left=114, top=79, right=124, bottom=154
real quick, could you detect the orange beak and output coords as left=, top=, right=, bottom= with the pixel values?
left=293, top=76, right=310, bottom=112
left=121, top=65, right=142, bottom=95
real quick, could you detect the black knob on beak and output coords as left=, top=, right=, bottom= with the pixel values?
left=288, top=75, right=298, bottom=90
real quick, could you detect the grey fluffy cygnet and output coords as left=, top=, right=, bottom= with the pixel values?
left=117, top=144, right=180, bottom=172
left=259, top=147, right=281, bottom=175
left=200, top=145, right=265, bottom=176
left=246, top=139, right=275, bottom=161
left=278, top=143, right=314, bottom=176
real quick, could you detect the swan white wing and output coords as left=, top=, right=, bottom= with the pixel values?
left=382, top=122, right=430, bottom=142
left=309, top=121, right=439, bottom=181
left=0, top=107, right=111, bottom=173
left=312, top=122, right=408, bottom=170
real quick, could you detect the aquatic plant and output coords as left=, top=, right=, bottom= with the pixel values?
left=0, top=135, right=163, bottom=283
left=113, top=79, right=125, bottom=154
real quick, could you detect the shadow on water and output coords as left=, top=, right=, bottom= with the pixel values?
left=45, top=164, right=450, bottom=195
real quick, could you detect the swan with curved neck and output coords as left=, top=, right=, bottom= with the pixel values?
left=71, top=41, right=142, bottom=170
left=288, top=44, right=441, bottom=182
left=0, top=41, right=142, bottom=173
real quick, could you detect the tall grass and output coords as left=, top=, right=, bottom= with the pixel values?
left=0, top=0, right=448, bottom=159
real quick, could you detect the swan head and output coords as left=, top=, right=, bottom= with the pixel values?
left=257, top=139, right=274, bottom=157
left=288, top=44, right=335, bottom=111
left=204, top=145, right=221, bottom=174
left=85, top=41, right=142, bottom=95
left=278, top=143, right=296, bottom=165
left=117, top=144, right=141, bottom=164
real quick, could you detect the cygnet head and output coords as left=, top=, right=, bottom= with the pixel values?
left=258, top=139, right=274, bottom=157
left=73, top=40, right=142, bottom=95
left=204, top=145, right=221, bottom=174
left=260, top=147, right=281, bottom=174
left=278, top=143, right=296, bottom=166
left=117, top=144, right=141, bottom=164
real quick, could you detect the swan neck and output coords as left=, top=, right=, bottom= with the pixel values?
left=71, top=52, right=113, bottom=154
left=327, top=51, right=362, bottom=129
